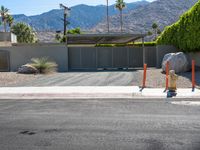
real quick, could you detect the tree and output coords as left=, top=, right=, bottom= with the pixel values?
left=55, top=33, right=62, bottom=41
left=0, top=6, right=9, bottom=32
left=6, top=14, right=14, bottom=29
left=147, top=31, right=153, bottom=36
left=11, top=23, right=37, bottom=43
left=152, top=22, right=158, bottom=40
left=115, top=0, right=126, bottom=33
left=55, top=27, right=81, bottom=43
left=67, top=28, right=81, bottom=34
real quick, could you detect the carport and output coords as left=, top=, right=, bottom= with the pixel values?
left=66, top=33, right=147, bottom=70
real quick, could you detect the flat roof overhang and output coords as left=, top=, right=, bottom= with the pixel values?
left=66, top=33, right=146, bottom=44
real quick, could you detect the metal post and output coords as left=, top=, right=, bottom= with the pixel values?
left=64, top=13, right=67, bottom=37
left=142, top=37, right=145, bottom=64
left=60, top=4, right=70, bottom=43
left=192, top=60, right=196, bottom=91
left=165, top=61, right=169, bottom=91
left=142, top=63, right=147, bottom=88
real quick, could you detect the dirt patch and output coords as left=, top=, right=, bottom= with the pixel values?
left=0, top=72, right=40, bottom=87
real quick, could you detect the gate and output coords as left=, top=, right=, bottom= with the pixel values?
left=0, top=50, right=10, bottom=71
left=68, top=47, right=155, bottom=70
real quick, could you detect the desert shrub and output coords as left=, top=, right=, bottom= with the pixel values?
left=29, top=57, right=58, bottom=74
left=157, top=1, right=200, bottom=52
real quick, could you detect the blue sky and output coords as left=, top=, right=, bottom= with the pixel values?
left=0, top=0, right=155, bottom=16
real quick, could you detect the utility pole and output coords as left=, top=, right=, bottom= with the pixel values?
left=106, top=0, right=110, bottom=33
left=60, top=4, right=70, bottom=42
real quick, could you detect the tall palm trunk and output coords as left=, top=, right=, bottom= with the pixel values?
left=106, top=0, right=109, bottom=33
left=120, top=10, right=123, bottom=33
left=3, top=19, right=7, bottom=32
left=154, top=29, right=157, bottom=40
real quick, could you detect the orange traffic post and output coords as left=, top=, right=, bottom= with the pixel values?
left=192, top=60, right=195, bottom=91
left=165, top=61, right=169, bottom=91
left=142, top=64, right=147, bottom=88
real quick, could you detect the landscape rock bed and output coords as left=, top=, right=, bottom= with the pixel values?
left=0, top=72, right=40, bottom=87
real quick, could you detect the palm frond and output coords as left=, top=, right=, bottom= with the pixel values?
left=30, top=57, right=58, bottom=74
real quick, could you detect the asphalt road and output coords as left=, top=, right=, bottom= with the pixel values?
left=0, top=99, right=200, bottom=150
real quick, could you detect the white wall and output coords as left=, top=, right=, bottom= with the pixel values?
left=0, top=44, right=68, bottom=72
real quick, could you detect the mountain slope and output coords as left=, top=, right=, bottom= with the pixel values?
left=12, top=1, right=149, bottom=31
left=93, top=0, right=199, bottom=33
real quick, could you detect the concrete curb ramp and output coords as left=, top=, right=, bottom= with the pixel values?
left=0, top=86, right=199, bottom=99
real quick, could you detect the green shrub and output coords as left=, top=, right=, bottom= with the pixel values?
left=157, top=1, right=200, bottom=52
left=67, top=28, right=81, bottom=34
left=133, top=42, right=157, bottom=47
left=11, top=22, right=37, bottom=43
left=29, top=57, right=58, bottom=74
left=95, top=42, right=156, bottom=47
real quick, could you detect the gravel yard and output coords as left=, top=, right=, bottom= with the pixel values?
left=0, top=69, right=199, bottom=88
left=0, top=72, right=40, bottom=87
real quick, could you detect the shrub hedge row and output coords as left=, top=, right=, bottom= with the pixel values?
left=157, top=1, right=200, bottom=52
left=95, top=42, right=156, bottom=47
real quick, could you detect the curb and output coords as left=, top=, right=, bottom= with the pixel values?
left=0, top=86, right=199, bottom=100
left=0, top=93, right=199, bottom=100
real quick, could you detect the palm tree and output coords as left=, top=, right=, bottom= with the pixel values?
left=152, top=22, right=158, bottom=40
left=12, top=22, right=36, bottom=43
left=106, top=0, right=110, bottom=33
left=6, top=14, right=14, bottom=30
left=115, top=0, right=125, bottom=33
left=0, top=6, right=9, bottom=32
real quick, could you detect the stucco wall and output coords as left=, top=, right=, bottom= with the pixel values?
left=0, top=44, right=68, bottom=72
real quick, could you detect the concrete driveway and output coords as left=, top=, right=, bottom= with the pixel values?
left=17, top=70, right=143, bottom=86
left=0, top=99, right=200, bottom=150
left=5, top=69, right=196, bottom=88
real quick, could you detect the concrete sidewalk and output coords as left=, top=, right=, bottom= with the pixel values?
left=0, top=86, right=199, bottom=99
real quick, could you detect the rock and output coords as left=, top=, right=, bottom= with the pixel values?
left=162, top=52, right=191, bottom=73
left=18, top=64, right=39, bottom=74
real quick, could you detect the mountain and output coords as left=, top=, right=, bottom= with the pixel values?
left=93, top=0, right=199, bottom=33
left=11, top=1, right=149, bottom=31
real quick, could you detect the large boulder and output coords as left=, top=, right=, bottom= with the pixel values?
left=162, top=52, right=191, bottom=73
left=18, top=64, right=39, bottom=74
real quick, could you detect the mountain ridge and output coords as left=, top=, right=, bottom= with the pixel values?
left=10, top=1, right=149, bottom=31
left=93, top=0, right=199, bottom=33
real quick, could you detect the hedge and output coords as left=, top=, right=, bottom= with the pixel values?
left=157, top=1, right=200, bottom=52
left=95, top=42, right=156, bottom=47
